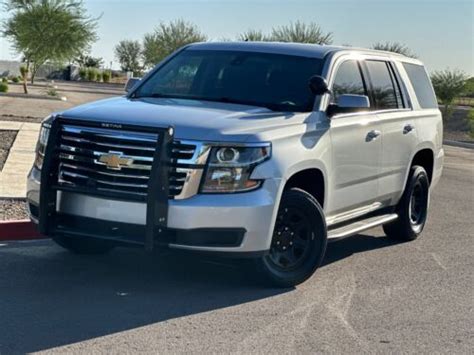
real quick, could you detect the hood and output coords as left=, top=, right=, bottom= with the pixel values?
left=60, top=96, right=306, bottom=142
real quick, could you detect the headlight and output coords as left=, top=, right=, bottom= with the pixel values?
left=201, top=144, right=271, bottom=193
left=34, top=116, right=53, bottom=169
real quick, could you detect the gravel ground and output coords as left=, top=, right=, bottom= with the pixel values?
left=0, top=199, right=28, bottom=221
left=0, top=130, right=18, bottom=171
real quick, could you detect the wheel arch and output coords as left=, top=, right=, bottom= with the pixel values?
left=283, top=165, right=327, bottom=209
left=410, top=147, right=435, bottom=183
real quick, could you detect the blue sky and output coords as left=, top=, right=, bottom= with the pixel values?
left=1, top=0, right=473, bottom=74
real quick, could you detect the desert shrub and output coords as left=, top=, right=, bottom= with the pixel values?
left=12, top=76, right=20, bottom=83
left=0, top=82, right=9, bottom=93
left=86, top=68, right=98, bottom=81
left=46, top=88, right=58, bottom=97
left=79, top=67, right=87, bottom=80
left=1, top=77, right=7, bottom=83
left=102, top=71, right=111, bottom=83
left=468, top=110, right=474, bottom=138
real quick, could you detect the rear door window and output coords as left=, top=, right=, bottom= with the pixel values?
left=365, top=60, right=399, bottom=110
left=402, top=63, right=438, bottom=109
left=387, top=63, right=405, bottom=108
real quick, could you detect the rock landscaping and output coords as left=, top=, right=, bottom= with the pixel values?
left=0, top=199, right=28, bottom=221
left=0, top=130, right=18, bottom=171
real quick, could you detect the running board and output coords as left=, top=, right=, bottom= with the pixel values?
left=327, top=213, right=398, bottom=240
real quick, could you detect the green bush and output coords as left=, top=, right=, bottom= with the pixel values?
left=86, top=68, right=98, bottom=81
left=1, top=77, right=7, bottom=83
left=102, top=71, right=111, bottom=83
left=11, top=76, right=20, bottom=83
left=79, top=67, right=87, bottom=80
left=46, top=88, right=58, bottom=97
left=0, top=82, right=9, bottom=93
left=468, top=110, right=474, bottom=139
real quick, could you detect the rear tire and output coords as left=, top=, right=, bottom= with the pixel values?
left=256, top=188, right=327, bottom=288
left=383, top=165, right=430, bottom=241
left=53, top=235, right=115, bottom=255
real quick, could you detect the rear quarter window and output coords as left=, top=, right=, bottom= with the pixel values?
left=402, top=63, right=438, bottom=109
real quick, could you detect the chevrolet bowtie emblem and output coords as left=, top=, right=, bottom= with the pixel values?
left=98, top=152, right=134, bottom=170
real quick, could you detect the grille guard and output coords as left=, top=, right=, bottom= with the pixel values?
left=38, top=117, right=174, bottom=251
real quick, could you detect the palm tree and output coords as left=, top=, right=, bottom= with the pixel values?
left=237, top=29, right=268, bottom=42
left=372, top=42, right=416, bottom=58
left=270, top=21, right=333, bottom=44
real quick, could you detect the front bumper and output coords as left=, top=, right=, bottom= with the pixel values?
left=27, top=167, right=282, bottom=254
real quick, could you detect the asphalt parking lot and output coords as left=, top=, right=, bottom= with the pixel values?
left=0, top=146, right=472, bottom=354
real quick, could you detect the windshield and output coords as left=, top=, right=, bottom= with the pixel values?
left=135, top=49, right=324, bottom=112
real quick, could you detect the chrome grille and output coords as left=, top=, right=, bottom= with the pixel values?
left=57, top=124, right=198, bottom=200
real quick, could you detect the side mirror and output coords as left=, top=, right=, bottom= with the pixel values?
left=125, top=78, right=141, bottom=93
left=327, top=94, right=370, bottom=117
left=308, top=75, right=330, bottom=95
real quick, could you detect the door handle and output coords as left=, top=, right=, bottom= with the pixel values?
left=403, top=124, right=415, bottom=134
left=366, top=130, right=381, bottom=142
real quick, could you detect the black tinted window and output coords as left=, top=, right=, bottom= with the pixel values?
left=366, top=61, right=399, bottom=110
left=136, top=50, right=323, bottom=112
left=403, top=63, right=438, bottom=109
left=331, top=60, right=367, bottom=104
left=388, top=63, right=405, bottom=108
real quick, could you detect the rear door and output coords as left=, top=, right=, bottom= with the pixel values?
left=363, top=60, right=418, bottom=205
left=328, top=59, right=382, bottom=216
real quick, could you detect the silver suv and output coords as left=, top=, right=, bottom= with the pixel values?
left=27, top=42, right=444, bottom=287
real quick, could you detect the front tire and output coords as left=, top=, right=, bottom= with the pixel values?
left=53, top=235, right=115, bottom=255
left=383, top=165, right=430, bottom=241
left=256, top=188, right=327, bottom=287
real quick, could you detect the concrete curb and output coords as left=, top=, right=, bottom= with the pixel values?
left=0, top=220, right=45, bottom=241
left=443, top=140, right=474, bottom=150
left=0, top=92, right=65, bottom=101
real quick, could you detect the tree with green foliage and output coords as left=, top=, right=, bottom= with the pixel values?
left=237, top=21, right=332, bottom=45
left=74, top=54, right=103, bottom=68
left=270, top=21, right=333, bottom=44
left=372, top=42, right=416, bottom=58
left=463, top=77, right=474, bottom=98
left=114, top=40, right=142, bottom=74
left=1, top=0, right=98, bottom=92
left=142, top=19, right=207, bottom=68
left=431, top=69, right=468, bottom=118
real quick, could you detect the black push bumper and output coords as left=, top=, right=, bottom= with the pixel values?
left=38, top=117, right=173, bottom=251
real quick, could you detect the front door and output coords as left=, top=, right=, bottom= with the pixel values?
left=327, top=59, right=382, bottom=217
